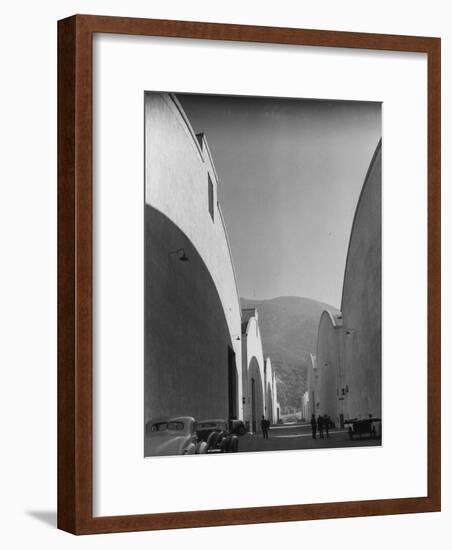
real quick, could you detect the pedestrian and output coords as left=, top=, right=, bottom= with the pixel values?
left=317, top=414, right=324, bottom=439
left=310, top=414, right=317, bottom=439
left=260, top=416, right=269, bottom=440
left=324, top=414, right=330, bottom=438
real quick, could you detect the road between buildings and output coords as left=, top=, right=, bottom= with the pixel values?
left=237, top=422, right=381, bottom=453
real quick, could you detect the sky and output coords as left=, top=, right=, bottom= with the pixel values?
left=177, top=93, right=381, bottom=309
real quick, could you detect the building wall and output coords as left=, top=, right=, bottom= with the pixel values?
left=264, top=357, right=278, bottom=424
left=315, top=311, right=344, bottom=426
left=341, top=140, right=382, bottom=419
left=144, top=93, right=243, bottom=431
left=271, top=370, right=279, bottom=424
left=306, top=354, right=318, bottom=419
left=241, top=310, right=269, bottom=432
left=301, top=392, right=309, bottom=421
left=314, top=141, right=381, bottom=423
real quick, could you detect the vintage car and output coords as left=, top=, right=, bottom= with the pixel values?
left=145, top=416, right=208, bottom=457
left=345, top=417, right=382, bottom=440
left=196, top=419, right=240, bottom=453
left=229, top=419, right=247, bottom=436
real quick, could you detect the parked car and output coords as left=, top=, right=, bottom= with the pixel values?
left=196, top=419, right=239, bottom=453
left=145, top=416, right=208, bottom=457
left=229, top=419, right=247, bottom=436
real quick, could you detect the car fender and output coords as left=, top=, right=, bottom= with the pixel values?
left=196, top=441, right=208, bottom=454
left=183, top=442, right=196, bottom=455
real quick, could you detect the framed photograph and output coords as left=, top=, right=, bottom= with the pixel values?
left=58, top=15, right=441, bottom=534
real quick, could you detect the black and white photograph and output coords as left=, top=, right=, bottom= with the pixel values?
left=144, top=92, right=382, bottom=458
left=0, top=0, right=445, bottom=543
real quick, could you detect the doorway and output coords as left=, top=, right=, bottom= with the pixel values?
left=251, top=377, right=256, bottom=432
left=228, top=346, right=237, bottom=420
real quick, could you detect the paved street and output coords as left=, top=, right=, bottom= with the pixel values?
left=238, top=422, right=381, bottom=453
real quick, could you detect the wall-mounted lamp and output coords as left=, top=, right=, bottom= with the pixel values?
left=168, top=248, right=189, bottom=262
left=242, top=397, right=246, bottom=405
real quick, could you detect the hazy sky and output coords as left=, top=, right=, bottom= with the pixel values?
left=177, top=94, right=381, bottom=309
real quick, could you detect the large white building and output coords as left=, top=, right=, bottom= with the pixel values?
left=144, top=93, right=278, bottom=450
left=315, top=140, right=382, bottom=425
left=241, top=308, right=279, bottom=432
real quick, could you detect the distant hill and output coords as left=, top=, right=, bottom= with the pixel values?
left=241, top=296, right=339, bottom=414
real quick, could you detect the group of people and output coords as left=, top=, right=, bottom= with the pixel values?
left=310, top=413, right=332, bottom=439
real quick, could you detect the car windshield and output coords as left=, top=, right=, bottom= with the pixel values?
left=198, top=422, right=224, bottom=429
left=151, top=421, right=184, bottom=432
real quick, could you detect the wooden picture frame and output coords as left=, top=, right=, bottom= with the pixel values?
left=58, top=14, right=441, bottom=535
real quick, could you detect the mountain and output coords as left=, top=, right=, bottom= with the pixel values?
left=240, top=296, right=339, bottom=414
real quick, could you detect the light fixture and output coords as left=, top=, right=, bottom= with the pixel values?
left=168, top=248, right=189, bottom=262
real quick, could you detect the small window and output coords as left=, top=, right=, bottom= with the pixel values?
left=208, top=174, right=214, bottom=221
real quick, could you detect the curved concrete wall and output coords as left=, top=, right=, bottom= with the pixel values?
left=241, top=309, right=276, bottom=432
left=341, top=140, right=382, bottom=419
left=264, top=357, right=278, bottom=424
left=271, top=370, right=279, bottom=424
left=145, top=93, right=242, bottom=363
left=145, top=206, right=238, bottom=424
left=314, top=140, right=381, bottom=424
left=144, top=93, right=243, bottom=432
left=315, top=311, right=344, bottom=425
left=248, top=356, right=264, bottom=433
left=305, top=354, right=318, bottom=419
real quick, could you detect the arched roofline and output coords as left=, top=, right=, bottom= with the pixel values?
left=248, top=355, right=264, bottom=385
left=340, top=138, right=382, bottom=311
left=316, top=309, right=343, bottom=355
left=217, top=203, right=242, bottom=311
left=321, top=309, right=342, bottom=328
left=167, top=94, right=204, bottom=161
left=241, top=308, right=258, bottom=335
left=168, top=95, right=221, bottom=187
left=164, top=93, right=242, bottom=319
left=248, top=354, right=260, bottom=369
left=195, top=132, right=220, bottom=186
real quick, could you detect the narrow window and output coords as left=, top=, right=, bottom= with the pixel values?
left=208, top=174, right=214, bottom=221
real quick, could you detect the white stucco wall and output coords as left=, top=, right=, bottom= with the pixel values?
left=272, top=371, right=279, bottom=424
left=241, top=311, right=268, bottom=431
left=144, top=92, right=243, bottom=416
left=341, top=141, right=382, bottom=420
left=264, top=357, right=278, bottom=424
left=306, top=354, right=318, bottom=418
left=316, top=310, right=345, bottom=426
left=315, top=141, right=381, bottom=424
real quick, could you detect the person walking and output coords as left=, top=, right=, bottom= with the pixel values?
left=260, top=416, right=269, bottom=440
left=317, top=414, right=324, bottom=439
left=310, top=414, right=317, bottom=439
left=265, top=417, right=271, bottom=439
left=324, top=414, right=330, bottom=438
